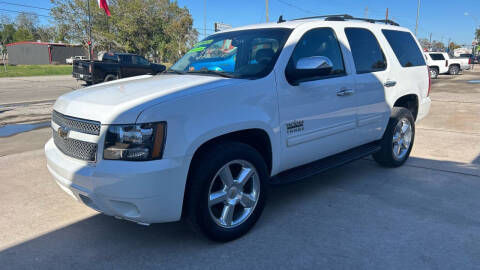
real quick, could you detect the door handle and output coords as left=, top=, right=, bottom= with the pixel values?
left=336, top=89, right=355, bottom=96
left=384, top=80, right=397, bottom=87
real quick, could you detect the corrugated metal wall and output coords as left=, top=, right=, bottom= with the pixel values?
left=51, top=45, right=86, bottom=64
left=7, top=44, right=50, bottom=65
left=7, top=43, right=86, bottom=65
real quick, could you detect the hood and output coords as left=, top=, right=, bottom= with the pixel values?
left=54, top=74, right=240, bottom=124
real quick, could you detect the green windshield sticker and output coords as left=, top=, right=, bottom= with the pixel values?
left=188, top=46, right=206, bottom=53
left=193, top=40, right=213, bottom=47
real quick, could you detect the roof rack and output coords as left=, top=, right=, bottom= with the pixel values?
left=287, top=14, right=399, bottom=26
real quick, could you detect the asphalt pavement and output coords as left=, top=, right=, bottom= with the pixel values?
left=0, top=71, right=479, bottom=269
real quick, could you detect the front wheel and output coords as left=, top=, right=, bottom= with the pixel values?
left=185, top=142, right=268, bottom=242
left=373, top=107, right=415, bottom=167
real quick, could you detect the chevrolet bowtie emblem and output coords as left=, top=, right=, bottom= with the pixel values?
left=57, top=126, right=70, bottom=139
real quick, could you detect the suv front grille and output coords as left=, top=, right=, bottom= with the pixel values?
left=51, top=110, right=100, bottom=162
left=52, top=110, right=100, bottom=135
left=53, top=130, right=98, bottom=161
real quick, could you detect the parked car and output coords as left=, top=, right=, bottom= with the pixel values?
left=425, top=52, right=469, bottom=78
left=72, top=53, right=166, bottom=84
left=66, top=55, right=87, bottom=64
left=46, top=15, right=431, bottom=242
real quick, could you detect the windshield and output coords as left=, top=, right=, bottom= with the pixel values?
left=170, top=28, right=292, bottom=79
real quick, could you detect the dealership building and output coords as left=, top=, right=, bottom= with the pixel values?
left=6, top=41, right=86, bottom=65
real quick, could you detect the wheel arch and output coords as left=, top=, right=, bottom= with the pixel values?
left=393, top=94, right=419, bottom=120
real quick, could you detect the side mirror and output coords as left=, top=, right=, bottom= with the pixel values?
left=296, top=56, right=333, bottom=70
left=287, top=56, right=334, bottom=85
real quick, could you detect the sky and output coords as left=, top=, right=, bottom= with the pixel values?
left=2, top=0, right=479, bottom=45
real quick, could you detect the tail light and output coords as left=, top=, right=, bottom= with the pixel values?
left=469, top=58, right=472, bottom=64
left=427, top=66, right=431, bottom=96
left=89, top=63, right=93, bottom=73
left=445, top=60, right=448, bottom=67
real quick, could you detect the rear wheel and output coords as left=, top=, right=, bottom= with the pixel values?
left=185, top=141, right=268, bottom=242
left=429, top=67, right=439, bottom=79
left=449, top=65, right=460, bottom=75
left=373, top=107, right=415, bottom=167
left=104, top=74, right=117, bottom=82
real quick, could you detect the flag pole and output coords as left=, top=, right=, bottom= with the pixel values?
left=87, top=0, right=93, bottom=60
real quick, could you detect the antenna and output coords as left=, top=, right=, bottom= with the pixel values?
left=278, top=15, right=286, bottom=23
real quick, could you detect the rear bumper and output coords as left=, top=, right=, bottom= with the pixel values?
left=45, top=138, right=190, bottom=224
left=72, top=72, right=92, bottom=82
left=417, top=96, right=431, bottom=122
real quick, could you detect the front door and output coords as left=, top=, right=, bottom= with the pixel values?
left=275, top=27, right=359, bottom=171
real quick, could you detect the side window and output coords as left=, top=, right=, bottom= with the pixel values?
left=134, top=56, right=149, bottom=65
left=429, top=53, right=445, bottom=61
left=382, top=30, right=425, bottom=67
left=286, top=28, right=345, bottom=84
left=345, top=28, right=386, bottom=74
left=119, top=55, right=133, bottom=64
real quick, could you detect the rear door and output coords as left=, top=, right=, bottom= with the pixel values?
left=344, top=27, right=390, bottom=144
left=428, top=53, right=447, bottom=73
left=118, top=54, right=135, bottom=77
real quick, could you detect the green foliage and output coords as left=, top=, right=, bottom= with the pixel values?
left=448, top=42, right=461, bottom=51
left=50, top=0, right=198, bottom=62
left=476, top=28, right=480, bottom=41
left=0, top=65, right=72, bottom=77
left=13, top=28, right=34, bottom=42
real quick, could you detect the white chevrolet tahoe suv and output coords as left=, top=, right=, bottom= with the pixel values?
left=45, top=15, right=431, bottom=241
left=426, top=52, right=470, bottom=78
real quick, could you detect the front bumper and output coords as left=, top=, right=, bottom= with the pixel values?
left=45, top=138, right=190, bottom=224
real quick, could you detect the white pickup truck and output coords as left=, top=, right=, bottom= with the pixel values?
left=46, top=15, right=431, bottom=241
left=425, top=52, right=470, bottom=78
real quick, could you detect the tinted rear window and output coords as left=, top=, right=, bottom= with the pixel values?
left=382, top=30, right=425, bottom=67
left=345, top=28, right=387, bottom=74
left=429, top=53, right=445, bottom=60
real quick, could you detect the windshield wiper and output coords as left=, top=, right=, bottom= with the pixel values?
left=186, top=70, right=235, bottom=78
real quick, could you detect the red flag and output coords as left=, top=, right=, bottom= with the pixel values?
left=98, top=0, right=111, bottom=16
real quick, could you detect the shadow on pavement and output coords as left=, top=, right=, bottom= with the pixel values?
left=1, top=157, right=480, bottom=269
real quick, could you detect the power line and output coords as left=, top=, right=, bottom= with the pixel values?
left=0, top=8, right=51, bottom=18
left=275, top=0, right=315, bottom=15
left=0, top=1, right=51, bottom=12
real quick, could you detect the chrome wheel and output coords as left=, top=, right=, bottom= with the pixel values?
left=430, top=68, right=437, bottom=79
left=392, top=118, right=412, bottom=160
left=208, top=159, right=260, bottom=229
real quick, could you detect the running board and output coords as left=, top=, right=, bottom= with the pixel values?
left=270, top=141, right=381, bottom=184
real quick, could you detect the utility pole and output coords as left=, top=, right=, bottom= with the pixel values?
left=429, top=33, right=432, bottom=43
left=203, top=0, right=206, bottom=38
left=364, top=7, right=368, bottom=18
left=385, top=8, right=389, bottom=23
left=266, top=0, right=269, bottom=22
left=87, top=0, right=92, bottom=60
left=415, top=0, right=420, bottom=36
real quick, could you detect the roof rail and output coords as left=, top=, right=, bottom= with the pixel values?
left=290, top=14, right=400, bottom=26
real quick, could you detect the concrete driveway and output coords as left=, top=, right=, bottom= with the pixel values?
left=0, top=71, right=479, bottom=269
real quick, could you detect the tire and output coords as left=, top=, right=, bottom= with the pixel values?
left=104, top=74, right=117, bottom=82
left=373, top=107, right=415, bottom=167
left=429, top=67, right=439, bottom=79
left=185, top=141, right=268, bottom=242
left=448, top=65, right=460, bottom=75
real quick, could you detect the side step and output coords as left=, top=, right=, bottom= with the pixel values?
left=270, top=141, right=381, bottom=184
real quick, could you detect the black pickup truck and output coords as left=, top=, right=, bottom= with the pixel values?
left=72, top=53, right=166, bottom=84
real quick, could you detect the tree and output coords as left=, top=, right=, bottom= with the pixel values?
left=476, top=28, right=480, bottom=41
left=50, top=0, right=198, bottom=62
left=431, top=40, right=445, bottom=50
left=448, top=42, right=461, bottom=51
left=13, top=28, right=34, bottom=42
left=418, top=38, right=431, bottom=50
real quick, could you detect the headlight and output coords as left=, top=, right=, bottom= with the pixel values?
left=103, top=122, right=166, bottom=161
